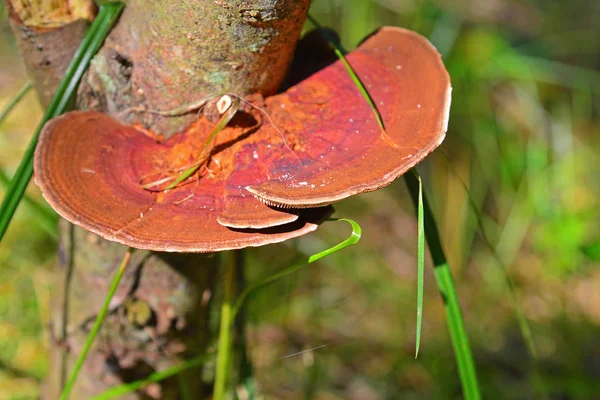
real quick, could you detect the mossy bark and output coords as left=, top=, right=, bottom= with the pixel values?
left=8, top=0, right=310, bottom=398
left=78, top=0, right=311, bottom=134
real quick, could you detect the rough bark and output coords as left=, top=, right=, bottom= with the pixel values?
left=47, top=221, right=216, bottom=399
left=9, top=0, right=309, bottom=398
left=79, top=0, right=311, bottom=134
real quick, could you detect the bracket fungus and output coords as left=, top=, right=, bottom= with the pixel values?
left=34, top=26, right=451, bottom=253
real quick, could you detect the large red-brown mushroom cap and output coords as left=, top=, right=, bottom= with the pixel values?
left=33, top=26, right=450, bottom=252
left=246, top=26, right=451, bottom=207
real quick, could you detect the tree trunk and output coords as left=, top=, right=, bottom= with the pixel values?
left=78, top=0, right=311, bottom=135
left=48, top=221, right=217, bottom=399
left=8, top=0, right=310, bottom=398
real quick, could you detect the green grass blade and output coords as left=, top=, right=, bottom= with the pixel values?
left=213, top=218, right=362, bottom=400
left=0, top=83, right=58, bottom=238
left=90, top=355, right=210, bottom=400
left=0, top=81, right=32, bottom=124
left=415, top=174, right=425, bottom=359
left=0, top=3, right=124, bottom=243
left=215, top=219, right=360, bottom=398
left=306, top=14, right=385, bottom=130
left=308, top=14, right=478, bottom=397
left=231, top=218, right=362, bottom=319
left=60, top=248, right=132, bottom=400
left=405, top=171, right=481, bottom=400
left=214, top=250, right=240, bottom=400
left=166, top=97, right=240, bottom=190
left=0, top=169, right=57, bottom=239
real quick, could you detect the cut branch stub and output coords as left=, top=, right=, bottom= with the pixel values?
left=247, top=26, right=452, bottom=207
left=7, top=0, right=96, bottom=107
left=33, top=26, right=450, bottom=252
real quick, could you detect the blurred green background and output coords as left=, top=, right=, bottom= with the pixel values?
left=1, top=0, right=599, bottom=398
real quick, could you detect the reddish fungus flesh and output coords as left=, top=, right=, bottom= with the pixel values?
left=34, top=112, right=331, bottom=252
left=246, top=26, right=451, bottom=207
left=34, top=26, right=450, bottom=251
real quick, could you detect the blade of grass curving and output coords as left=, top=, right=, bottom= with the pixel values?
left=166, top=97, right=240, bottom=190
left=405, top=170, right=480, bottom=400
left=306, top=14, right=384, bottom=130
left=222, top=218, right=360, bottom=397
left=310, top=15, right=480, bottom=396
left=216, top=220, right=360, bottom=398
left=216, top=218, right=360, bottom=398
left=93, top=223, right=360, bottom=399
left=415, top=175, right=424, bottom=358
left=0, top=3, right=124, bottom=243
left=0, top=82, right=58, bottom=238
left=90, top=355, right=210, bottom=400
left=0, top=169, right=57, bottom=238
left=0, top=81, right=32, bottom=124
left=60, top=248, right=132, bottom=400
left=231, top=218, right=361, bottom=319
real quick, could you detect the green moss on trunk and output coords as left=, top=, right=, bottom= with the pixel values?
left=79, top=0, right=311, bottom=135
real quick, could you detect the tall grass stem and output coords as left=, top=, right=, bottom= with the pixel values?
left=59, top=248, right=132, bottom=400
left=415, top=175, right=425, bottom=358
left=0, top=81, right=32, bottom=124
left=213, top=251, right=239, bottom=400
left=405, top=171, right=481, bottom=399
left=0, top=3, right=124, bottom=242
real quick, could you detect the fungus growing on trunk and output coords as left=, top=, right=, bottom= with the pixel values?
left=34, top=27, right=450, bottom=252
